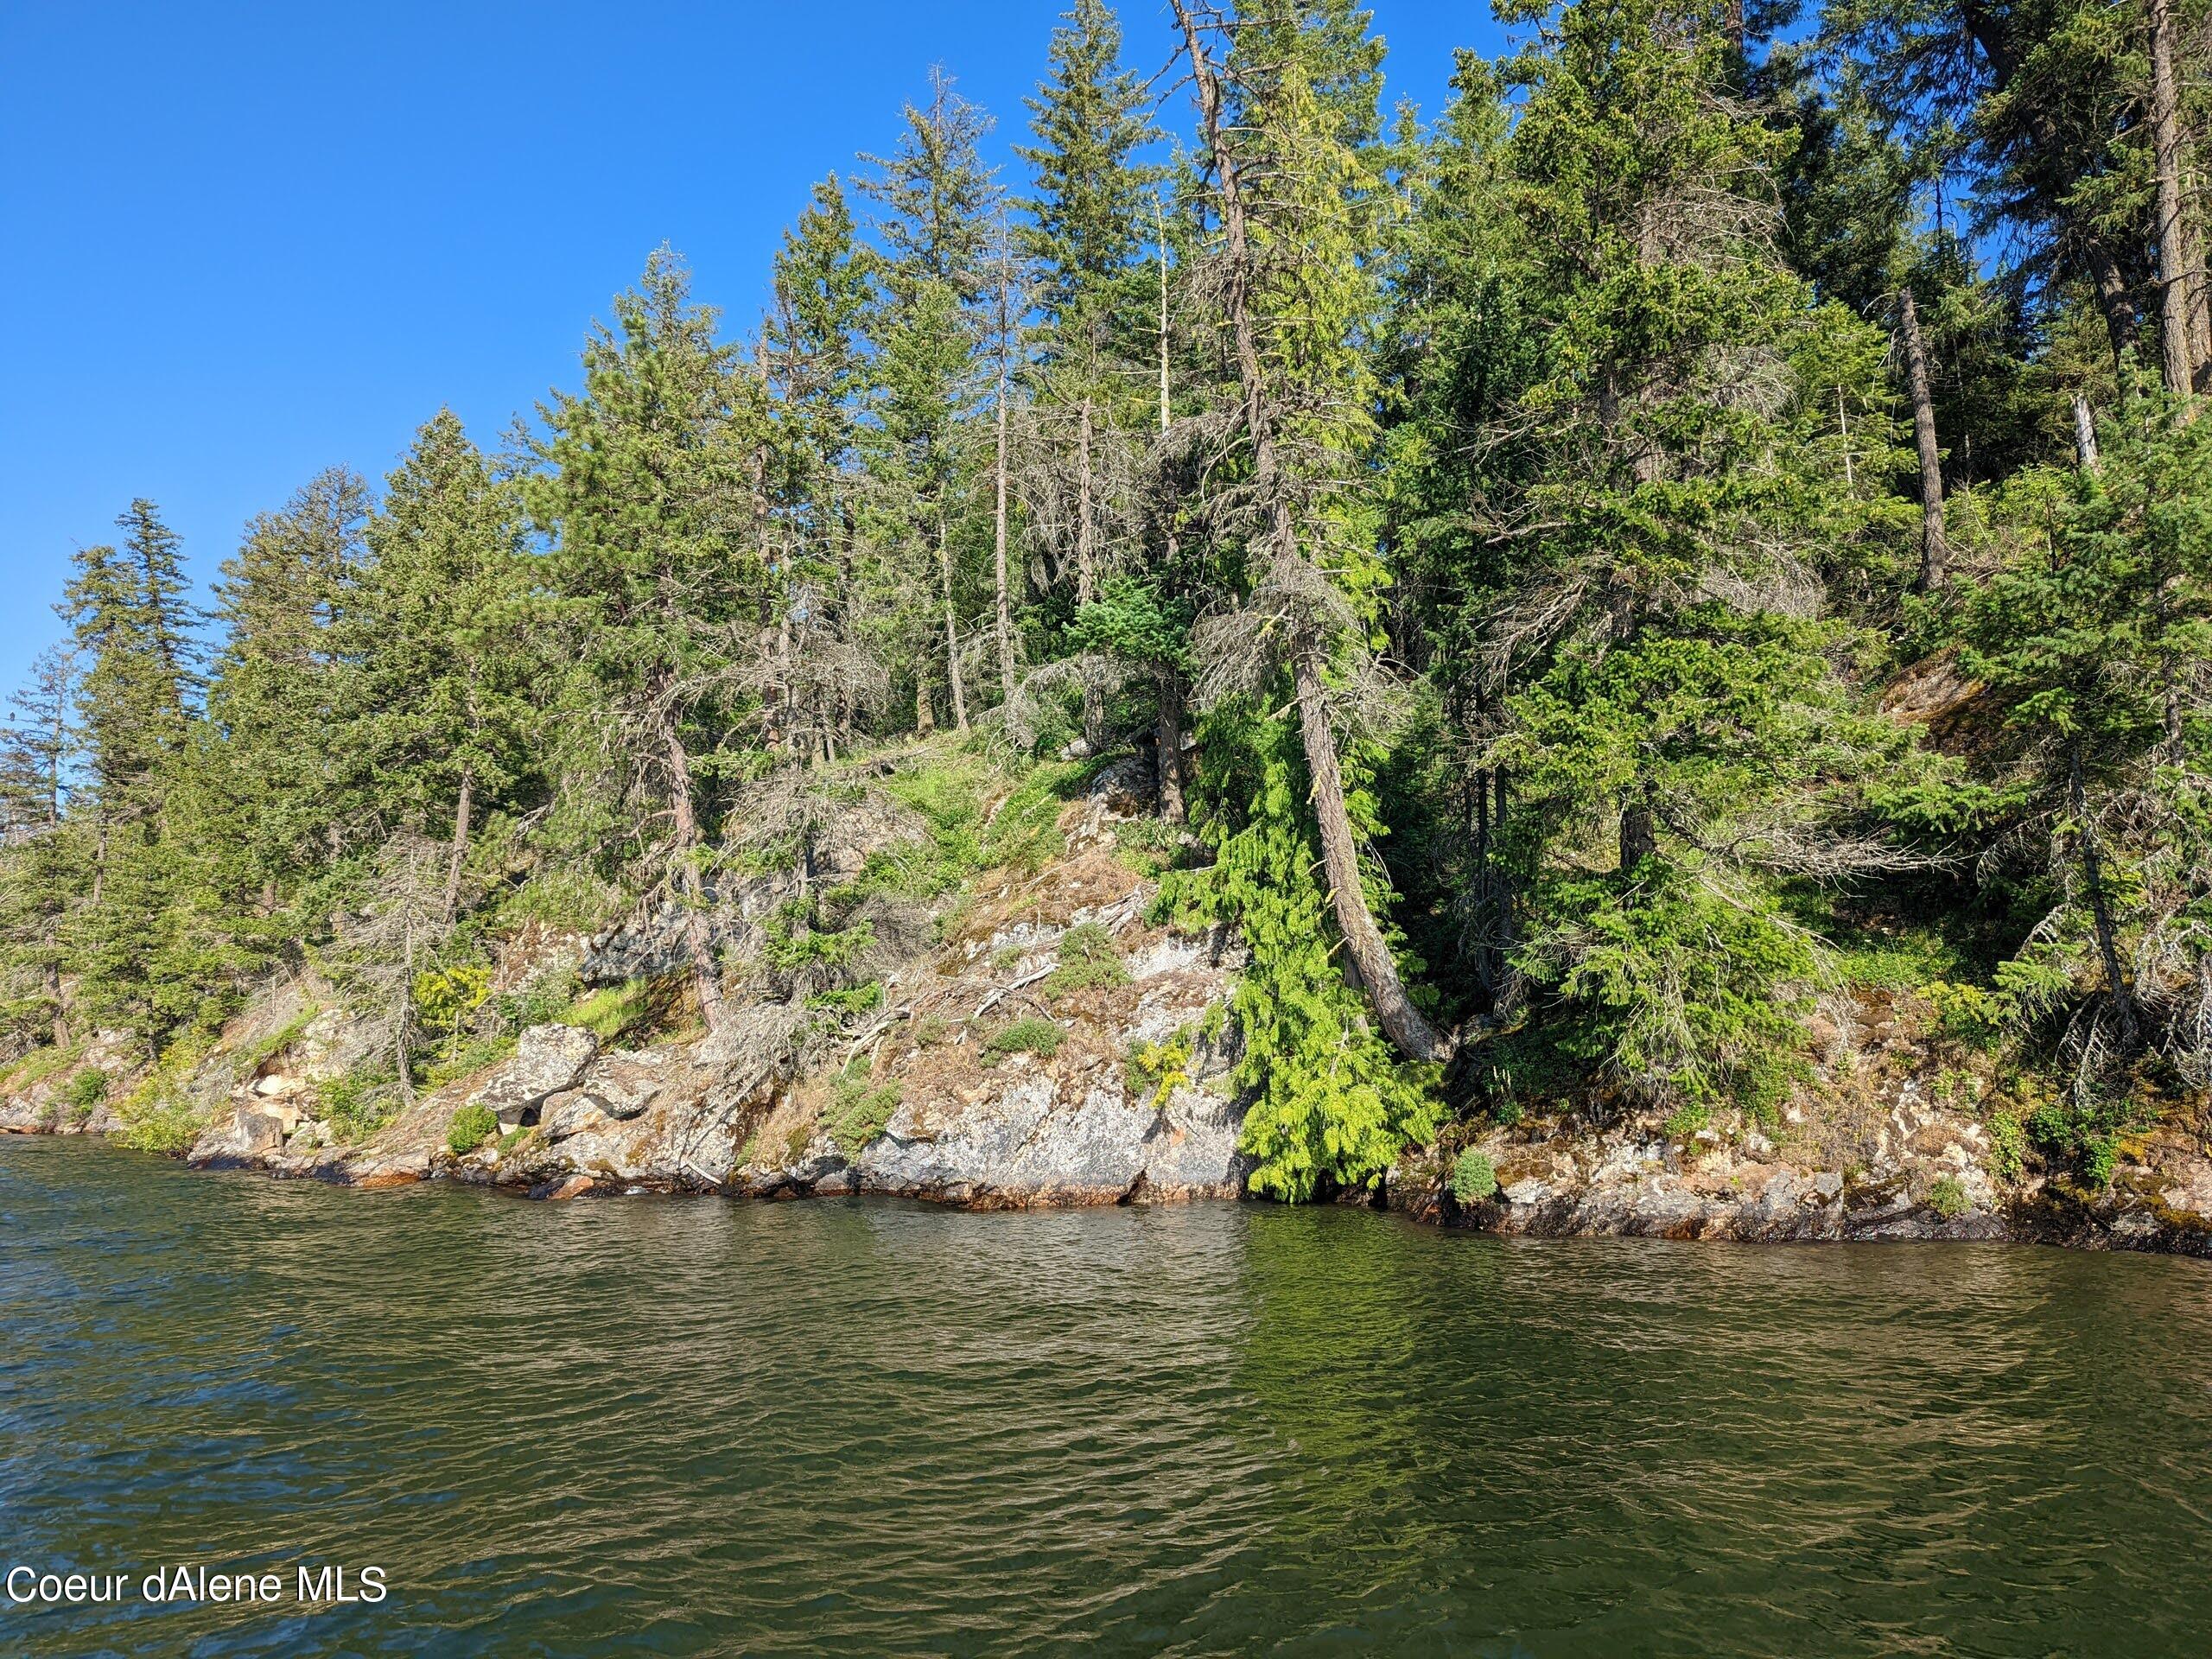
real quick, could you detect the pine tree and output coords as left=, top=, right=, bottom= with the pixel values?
left=348, top=413, right=537, bottom=925
left=0, top=645, right=83, bottom=1049
left=1016, top=0, right=1161, bottom=745
left=1465, top=0, right=1916, bottom=1115
left=761, top=177, right=882, bottom=758
left=201, top=467, right=366, bottom=953
left=60, top=503, right=202, bottom=1049
left=531, top=249, right=770, bottom=1034
left=1166, top=0, right=1447, bottom=1199
left=857, top=72, right=999, bottom=733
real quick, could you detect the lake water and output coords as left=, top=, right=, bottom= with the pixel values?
left=2, top=1138, right=2209, bottom=1656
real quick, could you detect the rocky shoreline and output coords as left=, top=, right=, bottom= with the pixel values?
left=5, top=765, right=2210, bottom=1258
left=10, top=1019, right=2209, bottom=1259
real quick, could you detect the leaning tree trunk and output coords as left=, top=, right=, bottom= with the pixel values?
left=1177, top=0, right=1448, bottom=1066
left=2152, top=0, right=2203, bottom=410
left=1900, top=289, right=1949, bottom=589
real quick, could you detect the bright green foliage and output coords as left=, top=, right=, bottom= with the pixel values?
left=1449, top=1150, right=1497, bottom=1204
left=1126, top=1025, right=1196, bottom=1109
left=446, top=1103, right=498, bottom=1156
left=1166, top=714, right=1440, bottom=1201
left=828, top=1064, right=903, bottom=1155
left=982, top=1016, right=1065, bottom=1062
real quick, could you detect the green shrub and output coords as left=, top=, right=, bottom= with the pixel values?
left=1044, top=922, right=1128, bottom=999
left=1663, top=1102, right=1712, bottom=1141
left=499, top=970, right=579, bottom=1033
left=1986, top=1110, right=2025, bottom=1181
left=115, top=1103, right=206, bottom=1155
left=1127, top=1027, right=1196, bottom=1109
left=321, top=1068, right=395, bottom=1144
left=1493, top=1099, right=1526, bottom=1128
left=66, top=1067, right=109, bottom=1115
left=1922, top=980, right=2011, bottom=1050
left=982, top=1017, right=1064, bottom=1063
left=497, top=1127, right=529, bottom=1154
left=1450, top=1149, right=1498, bottom=1203
left=446, top=1103, right=498, bottom=1155
left=827, top=1065, right=902, bottom=1157
left=564, top=978, right=658, bottom=1043
left=807, top=982, right=884, bottom=1016
left=415, top=963, right=491, bottom=1039
left=113, top=1039, right=211, bottom=1154
left=1928, top=1174, right=1971, bottom=1219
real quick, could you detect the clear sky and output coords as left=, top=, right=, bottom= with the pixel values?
left=0, top=1, right=1506, bottom=696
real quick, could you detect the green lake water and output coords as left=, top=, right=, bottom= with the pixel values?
left=2, top=1136, right=2209, bottom=1656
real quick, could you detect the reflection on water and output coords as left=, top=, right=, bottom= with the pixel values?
left=1, top=1139, right=2209, bottom=1656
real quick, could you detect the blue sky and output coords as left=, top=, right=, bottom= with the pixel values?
left=0, top=1, right=1505, bottom=696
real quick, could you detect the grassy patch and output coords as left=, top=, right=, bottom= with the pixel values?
left=982, top=1017, right=1064, bottom=1064
left=1044, top=922, right=1128, bottom=1000
left=827, top=1065, right=902, bottom=1157
left=2, top=1043, right=80, bottom=1094
left=563, top=977, right=663, bottom=1045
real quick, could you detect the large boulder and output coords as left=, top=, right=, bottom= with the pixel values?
left=474, top=1025, right=599, bottom=1130
left=235, top=1101, right=301, bottom=1157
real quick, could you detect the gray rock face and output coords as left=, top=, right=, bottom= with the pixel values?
left=474, top=1025, right=599, bottom=1128
left=852, top=1075, right=1245, bottom=1205
left=236, top=1102, right=299, bottom=1156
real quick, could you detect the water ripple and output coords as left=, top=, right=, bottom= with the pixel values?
left=0, top=1141, right=2209, bottom=1656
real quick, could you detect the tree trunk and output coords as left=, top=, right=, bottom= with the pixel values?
left=1619, top=797, right=1656, bottom=874
left=915, top=672, right=935, bottom=736
left=1177, top=0, right=1448, bottom=1065
left=938, top=516, right=968, bottom=733
left=2070, top=744, right=2137, bottom=1044
left=397, top=890, right=416, bottom=1109
left=1157, top=194, right=1173, bottom=436
left=1154, top=667, right=1186, bottom=823
left=48, top=963, right=67, bottom=1050
left=2152, top=0, right=2202, bottom=410
left=1900, top=289, right=1949, bottom=589
left=662, top=716, right=728, bottom=1035
left=2075, top=393, right=2101, bottom=473
left=1293, top=655, right=1451, bottom=1063
left=995, top=345, right=1016, bottom=701
left=1077, top=397, right=1103, bottom=749
left=440, top=762, right=474, bottom=929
